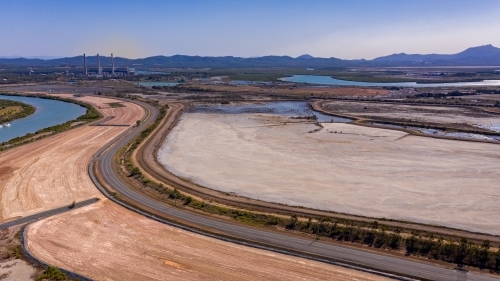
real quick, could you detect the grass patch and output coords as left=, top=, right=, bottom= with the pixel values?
left=107, top=102, right=125, bottom=108
left=36, top=266, right=66, bottom=281
left=0, top=98, right=36, bottom=123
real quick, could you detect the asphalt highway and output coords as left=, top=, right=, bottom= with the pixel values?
left=93, top=100, right=500, bottom=281
left=0, top=198, right=99, bottom=229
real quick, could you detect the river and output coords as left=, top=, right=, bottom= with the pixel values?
left=0, top=95, right=86, bottom=143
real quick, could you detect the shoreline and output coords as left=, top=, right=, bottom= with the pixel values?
left=0, top=93, right=102, bottom=152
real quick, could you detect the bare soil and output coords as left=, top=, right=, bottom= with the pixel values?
left=0, top=95, right=143, bottom=220
left=0, top=259, right=35, bottom=281
left=26, top=200, right=390, bottom=281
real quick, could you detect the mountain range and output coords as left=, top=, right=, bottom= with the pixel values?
left=1, top=45, right=499, bottom=69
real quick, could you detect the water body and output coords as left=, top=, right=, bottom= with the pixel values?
left=229, top=80, right=271, bottom=85
left=189, top=101, right=351, bottom=123
left=137, top=70, right=171, bottom=75
left=477, top=124, right=500, bottom=133
left=374, top=123, right=500, bottom=142
left=0, top=95, right=86, bottom=143
left=137, top=81, right=179, bottom=87
left=280, top=75, right=500, bottom=88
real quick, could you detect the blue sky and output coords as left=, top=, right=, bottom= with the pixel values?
left=0, top=0, right=499, bottom=59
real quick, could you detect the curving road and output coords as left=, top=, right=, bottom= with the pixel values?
left=92, top=99, right=500, bottom=281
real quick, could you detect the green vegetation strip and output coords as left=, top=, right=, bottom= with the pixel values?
left=0, top=98, right=36, bottom=123
left=121, top=101, right=500, bottom=272
left=107, top=102, right=125, bottom=108
left=0, top=94, right=103, bottom=151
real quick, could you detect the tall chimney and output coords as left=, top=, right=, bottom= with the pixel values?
left=97, top=53, right=102, bottom=75
left=83, top=53, right=87, bottom=76
left=111, top=53, right=115, bottom=76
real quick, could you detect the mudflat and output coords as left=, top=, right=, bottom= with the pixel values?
left=159, top=113, right=500, bottom=235
left=26, top=200, right=389, bottom=281
left=322, top=101, right=500, bottom=129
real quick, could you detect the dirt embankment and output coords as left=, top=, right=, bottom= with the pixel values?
left=0, top=95, right=144, bottom=220
left=26, top=200, right=390, bottom=281
left=318, top=100, right=500, bottom=129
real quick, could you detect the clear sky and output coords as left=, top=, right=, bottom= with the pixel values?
left=0, top=0, right=499, bottom=59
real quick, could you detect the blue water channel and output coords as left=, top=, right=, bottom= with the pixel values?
left=0, top=95, right=86, bottom=143
left=280, top=75, right=500, bottom=87
left=189, top=101, right=351, bottom=123
left=137, top=81, right=179, bottom=87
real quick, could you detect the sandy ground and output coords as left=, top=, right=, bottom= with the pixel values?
left=159, top=113, right=500, bottom=235
left=0, top=95, right=143, bottom=220
left=0, top=259, right=35, bottom=281
left=26, top=200, right=389, bottom=281
left=322, top=101, right=500, bottom=129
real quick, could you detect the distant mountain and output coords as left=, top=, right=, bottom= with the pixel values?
left=373, top=44, right=500, bottom=65
left=0, top=55, right=62, bottom=60
left=1, top=45, right=499, bottom=68
left=296, top=54, right=315, bottom=59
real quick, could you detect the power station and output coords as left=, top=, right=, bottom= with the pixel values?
left=83, top=53, right=136, bottom=77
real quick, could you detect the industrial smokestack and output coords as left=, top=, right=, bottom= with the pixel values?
left=111, top=53, right=115, bottom=76
left=97, top=53, right=102, bottom=75
left=83, top=53, right=87, bottom=76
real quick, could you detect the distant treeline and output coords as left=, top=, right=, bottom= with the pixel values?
left=415, top=89, right=500, bottom=99
left=285, top=216, right=500, bottom=271
left=414, top=90, right=477, bottom=99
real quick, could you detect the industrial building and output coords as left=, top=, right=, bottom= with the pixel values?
left=83, top=53, right=136, bottom=77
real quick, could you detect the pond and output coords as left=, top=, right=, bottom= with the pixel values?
left=137, top=81, right=179, bottom=87
left=188, top=101, right=352, bottom=123
left=374, top=123, right=500, bottom=142
left=280, top=75, right=500, bottom=88
left=0, top=95, right=86, bottom=143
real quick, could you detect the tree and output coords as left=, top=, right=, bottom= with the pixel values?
left=130, top=167, right=141, bottom=177
left=171, top=188, right=181, bottom=206
left=286, top=215, right=298, bottom=230
left=136, top=120, right=141, bottom=127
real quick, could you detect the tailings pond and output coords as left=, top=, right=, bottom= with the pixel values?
left=188, top=101, right=351, bottom=123
left=280, top=75, right=500, bottom=87
left=374, top=123, right=500, bottom=142
left=0, top=95, right=86, bottom=143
